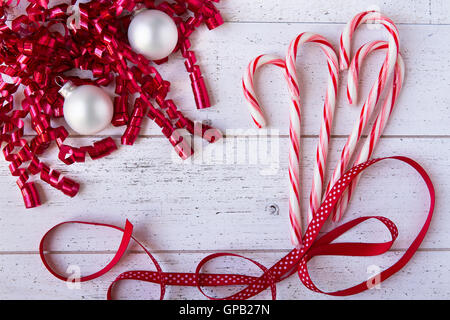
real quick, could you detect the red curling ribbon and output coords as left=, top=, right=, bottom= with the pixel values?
left=190, top=66, right=211, bottom=110
left=58, top=137, right=118, bottom=165
left=39, top=156, right=435, bottom=300
left=21, top=183, right=41, bottom=209
left=112, top=95, right=130, bottom=127
left=0, top=0, right=224, bottom=208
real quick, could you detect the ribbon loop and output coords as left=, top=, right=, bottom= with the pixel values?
left=39, top=220, right=134, bottom=282
left=309, top=216, right=398, bottom=257
left=194, top=252, right=277, bottom=300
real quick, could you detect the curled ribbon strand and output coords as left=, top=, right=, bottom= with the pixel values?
left=40, top=156, right=435, bottom=300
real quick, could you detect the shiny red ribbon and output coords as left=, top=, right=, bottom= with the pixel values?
left=0, top=0, right=223, bottom=208
left=39, top=156, right=435, bottom=300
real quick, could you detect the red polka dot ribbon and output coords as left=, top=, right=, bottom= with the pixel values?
left=39, top=156, right=435, bottom=300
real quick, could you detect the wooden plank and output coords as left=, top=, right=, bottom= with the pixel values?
left=0, top=251, right=447, bottom=299
left=217, top=0, right=435, bottom=24
left=431, top=0, right=450, bottom=24
left=12, top=23, right=450, bottom=137
left=170, top=23, right=450, bottom=137
left=0, top=136, right=445, bottom=252
left=2, top=0, right=446, bottom=301
left=10, top=1, right=442, bottom=24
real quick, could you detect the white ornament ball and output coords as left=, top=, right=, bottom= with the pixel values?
left=60, top=82, right=114, bottom=135
left=128, top=9, right=179, bottom=61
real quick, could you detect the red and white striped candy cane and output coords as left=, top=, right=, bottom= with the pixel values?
left=326, top=12, right=400, bottom=222
left=334, top=41, right=405, bottom=220
left=242, top=55, right=286, bottom=128
left=340, top=11, right=399, bottom=74
left=242, top=33, right=339, bottom=247
left=285, top=33, right=339, bottom=233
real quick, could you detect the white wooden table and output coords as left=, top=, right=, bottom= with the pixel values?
left=0, top=0, right=449, bottom=300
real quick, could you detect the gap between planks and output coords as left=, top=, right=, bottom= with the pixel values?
left=1, top=248, right=447, bottom=255
left=18, top=135, right=450, bottom=139
left=224, top=21, right=450, bottom=27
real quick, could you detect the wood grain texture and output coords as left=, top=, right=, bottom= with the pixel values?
left=9, top=0, right=449, bottom=24
left=18, top=23, right=450, bottom=137
left=217, top=0, right=437, bottom=24
left=0, top=0, right=448, bottom=300
left=0, top=137, right=444, bottom=251
left=1, top=251, right=448, bottom=300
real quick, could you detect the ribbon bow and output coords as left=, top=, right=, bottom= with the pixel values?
left=40, top=156, right=435, bottom=300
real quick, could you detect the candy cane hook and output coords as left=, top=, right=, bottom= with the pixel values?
left=242, top=55, right=286, bottom=128
left=340, top=11, right=399, bottom=73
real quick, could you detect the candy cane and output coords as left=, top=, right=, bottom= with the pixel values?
left=285, top=33, right=339, bottom=230
left=242, top=33, right=339, bottom=247
left=334, top=41, right=405, bottom=220
left=326, top=12, right=400, bottom=221
left=340, top=11, right=399, bottom=75
left=242, top=54, right=286, bottom=128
